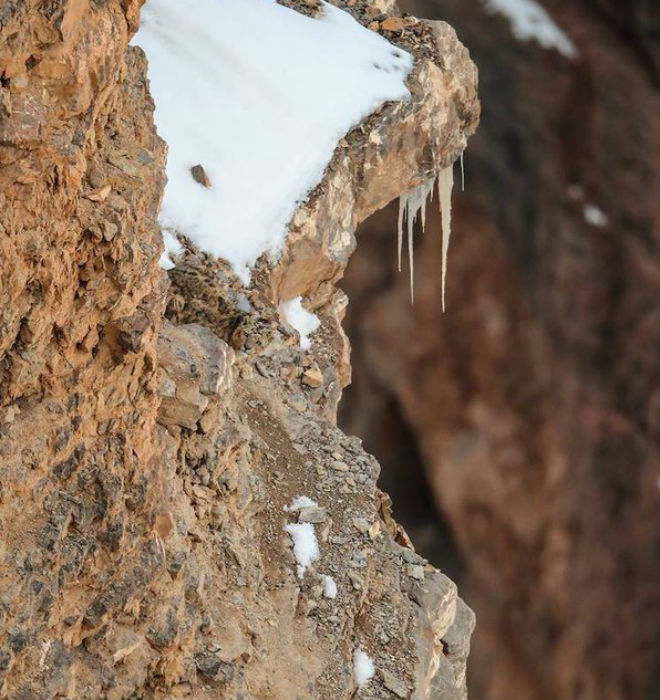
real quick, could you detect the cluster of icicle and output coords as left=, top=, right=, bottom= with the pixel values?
left=397, top=156, right=461, bottom=309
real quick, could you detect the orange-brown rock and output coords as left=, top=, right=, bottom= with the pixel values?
left=0, top=1, right=480, bottom=698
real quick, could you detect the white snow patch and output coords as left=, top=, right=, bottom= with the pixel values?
left=284, top=522, right=319, bottom=577
left=353, top=648, right=375, bottom=688
left=481, top=0, right=577, bottom=58
left=583, top=203, right=608, bottom=228
left=159, top=231, right=184, bottom=270
left=321, top=574, right=337, bottom=599
left=279, top=297, right=321, bottom=350
left=284, top=495, right=319, bottom=512
left=134, top=0, right=413, bottom=283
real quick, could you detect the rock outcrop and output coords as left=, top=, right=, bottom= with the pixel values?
left=340, top=1, right=660, bottom=699
left=0, top=1, right=479, bottom=698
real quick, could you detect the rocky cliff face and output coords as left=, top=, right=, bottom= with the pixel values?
left=0, top=1, right=479, bottom=698
left=340, top=1, right=660, bottom=699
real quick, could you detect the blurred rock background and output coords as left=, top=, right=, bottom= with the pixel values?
left=338, top=1, right=660, bottom=698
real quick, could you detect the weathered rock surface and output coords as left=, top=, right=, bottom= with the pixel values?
left=340, top=1, right=660, bottom=699
left=0, top=1, right=479, bottom=698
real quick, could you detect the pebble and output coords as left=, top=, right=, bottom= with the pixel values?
left=348, top=573, right=362, bottom=590
left=381, top=16, right=404, bottom=32
left=402, top=549, right=427, bottom=566
left=190, top=164, right=211, bottom=187
left=381, top=669, right=409, bottom=698
left=406, top=564, right=425, bottom=581
left=330, top=460, right=349, bottom=472
left=302, top=367, right=323, bottom=388
left=352, top=517, right=370, bottom=534
left=298, top=506, right=327, bottom=524
left=102, top=221, right=118, bottom=241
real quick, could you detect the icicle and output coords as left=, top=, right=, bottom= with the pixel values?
left=438, top=164, right=454, bottom=312
left=397, top=196, right=404, bottom=272
left=420, top=176, right=435, bottom=232
left=460, top=151, right=465, bottom=192
left=421, top=191, right=427, bottom=231
left=407, top=196, right=414, bottom=303
left=397, top=176, right=435, bottom=303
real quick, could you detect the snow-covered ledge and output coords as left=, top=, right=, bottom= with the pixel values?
left=134, top=0, right=478, bottom=308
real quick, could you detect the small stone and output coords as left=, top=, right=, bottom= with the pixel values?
left=191, top=164, right=211, bottom=187
left=401, top=549, right=426, bottom=566
left=368, top=520, right=381, bottom=539
left=406, top=564, right=425, bottom=581
left=84, top=184, right=111, bottom=202
left=318, top=520, right=332, bottom=542
left=348, top=573, right=362, bottom=590
left=302, top=367, right=323, bottom=388
left=198, top=410, right=217, bottom=434
left=330, top=460, right=349, bottom=472
left=102, top=221, right=118, bottom=241
left=194, top=652, right=233, bottom=682
left=298, top=506, right=327, bottom=524
left=380, top=669, right=409, bottom=698
left=255, top=359, right=271, bottom=377
left=352, top=517, right=370, bottom=534
left=368, top=20, right=380, bottom=31
left=381, top=16, right=404, bottom=32
left=88, top=166, right=105, bottom=189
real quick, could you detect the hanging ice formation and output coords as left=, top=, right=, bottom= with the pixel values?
left=397, top=161, right=456, bottom=309
left=460, top=151, right=465, bottom=191
left=397, top=176, right=435, bottom=303
left=438, top=164, right=454, bottom=311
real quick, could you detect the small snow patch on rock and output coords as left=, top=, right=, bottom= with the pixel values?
left=159, top=231, right=184, bottom=270
left=321, top=574, right=337, bottom=599
left=284, top=495, right=319, bottom=512
left=284, top=522, right=319, bottom=577
left=279, top=297, right=320, bottom=350
left=353, top=648, right=375, bottom=688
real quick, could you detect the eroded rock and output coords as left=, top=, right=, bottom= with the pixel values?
left=0, top=1, right=479, bottom=698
